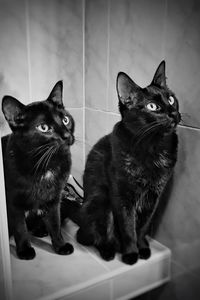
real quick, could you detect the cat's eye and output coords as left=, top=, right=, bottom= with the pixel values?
left=36, top=124, right=51, bottom=133
left=168, top=96, right=175, bottom=105
left=146, top=102, right=160, bottom=111
left=63, top=116, right=70, bottom=126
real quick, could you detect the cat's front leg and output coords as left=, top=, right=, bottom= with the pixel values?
left=137, top=190, right=160, bottom=260
left=12, top=210, right=36, bottom=260
left=44, top=204, right=74, bottom=255
left=137, top=236, right=151, bottom=260
left=117, top=208, right=139, bottom=265
left=112, top=185, right=139, bottom=265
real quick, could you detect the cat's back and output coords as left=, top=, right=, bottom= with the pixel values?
left=85, top=134, right=112, bottom=167
left=1, top=134, right=13, bottom=174
left=83, top=134, right=113, bottom=186
left=1, top=134, right=11, bottom=156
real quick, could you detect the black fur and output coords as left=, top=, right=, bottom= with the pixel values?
left=2, top=81, right=75, bottom=259
left=69, top=61, right=180, bottom=264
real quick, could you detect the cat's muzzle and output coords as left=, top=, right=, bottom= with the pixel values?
left=170, top=111, right=181, bottom=127
left=62, top=133, right=74, bottom=145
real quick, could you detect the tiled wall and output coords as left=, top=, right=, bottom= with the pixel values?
left=1, top=0, right=200, bottom=298
left=85, top=0, right=200, bottom=299
left=0, top=0, right=84, bottom=182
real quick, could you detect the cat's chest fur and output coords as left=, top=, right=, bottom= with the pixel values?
left=26, top=166, right=68, bottom=208
left=120, top=150, right=172, bottom=192
left=4, top=143, right=70, bottom=210
left=35, top=170, right=56, bottom=198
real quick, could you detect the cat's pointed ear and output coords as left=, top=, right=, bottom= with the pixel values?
left=117, top=72, right=140, bottom=112
left=2, top=96, right=25, bottom=130
left=116, top=72, right=139, bottom=108
left=151, top=60, right=166, bottom=88
left=47, top=80, right=63, bottom=106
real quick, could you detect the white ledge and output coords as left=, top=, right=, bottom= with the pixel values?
left=11, top=221, right=171, bottom=300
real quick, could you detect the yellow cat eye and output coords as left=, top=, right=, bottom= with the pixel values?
left=168, top=96, right=175, bottom=105
left=146, top=102, right=159, bottom=111
left=63, top=116, right=70, bottom=126
left=36, top=124, right=50, bottom=133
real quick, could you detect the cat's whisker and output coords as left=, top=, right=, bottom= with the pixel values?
left=133, top=122, right=160, bottom=142
left=132, top=120, right=167, bottom=151
left=180, top=112, right=192, bottom=119
left=29, top=143, right=54, bottom=157
left=42, top=145, right=58, bottom=172
left=33, top=146, right=54, bottom=176
left=44, top=145, right=58, bottom=173
left=178, top=112, right=193, bottom=127
left=29, top=143, right=50, bottom=153
left=75, top=136, right=84, bottom=143
left=40, top=146, right=54, bottom=173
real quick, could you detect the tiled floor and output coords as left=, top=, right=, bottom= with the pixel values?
left=10, top=221, right=171, bottom=300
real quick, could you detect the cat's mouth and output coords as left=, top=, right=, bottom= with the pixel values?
left=168, top=112, right=181, bottom=129
left=170, top=121, right=177, bottom=128
left=63, top=134, right=74, bottom=146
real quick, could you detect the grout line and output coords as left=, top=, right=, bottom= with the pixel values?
left=178, top=124, right=200, bottom=131
left=106, top=0, right=111, bottom=142
left=171, top=259, right=200, bottom=280
left=84, top=108, right=200, bottom=131
left=161, top=0, right=168, bottom=59
left=66, top=231, right=110, bottom=272
left=85, top=106, right=120, bottom=116
left=25, top=0, right=32, bottom=102
left=68, top=107, right=85, bottom=110
left=82, top=0, right=86, bottom=166
left=110, top=279, right=114, bottom=300
left=106, top=0, right=111, bottom=113
left=36, top=250, right=170, bottom=300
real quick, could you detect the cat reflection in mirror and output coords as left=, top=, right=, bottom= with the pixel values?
left=2, top=81, right=75, bottom=259
left=68, top=61, right=181, bottom=265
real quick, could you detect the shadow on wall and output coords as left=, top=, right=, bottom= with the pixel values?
left=0, top=72, right=13, bottom=135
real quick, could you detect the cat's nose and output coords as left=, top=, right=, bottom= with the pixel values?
left=62, top=132, right=74, bottom=145
left=62, top=132, right=71, bottom=140
left=170, top=111, right=181, bottom=124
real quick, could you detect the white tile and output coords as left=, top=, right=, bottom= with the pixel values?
left=85, top=0, right=108, bottom=110
left=71, top=141, right=84, bottom=184
left=108, top=0, right=166, bottom=113
left=27, top=0, right=83, bottom=108
left=0, top=0, right=30, bottom=132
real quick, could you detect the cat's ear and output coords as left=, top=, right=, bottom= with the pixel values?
left=116, top=72, right=140, bottom=109
left=151, top=60, right=166, bottom=88
left=47, top=80, right=63, bottom=106
left=2, top=96, right=25, bottom=129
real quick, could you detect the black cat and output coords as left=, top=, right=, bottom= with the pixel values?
left=1, top=81, right=75, bottom=260
left=66, top=61, right=181, bottom=265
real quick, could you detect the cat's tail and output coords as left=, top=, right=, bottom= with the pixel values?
left=61, top=175, right=83, bottom=226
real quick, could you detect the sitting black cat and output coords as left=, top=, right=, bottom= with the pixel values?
left=2, top=81, right=75, bottom=259
left=65, top=61, right=181, bottom=265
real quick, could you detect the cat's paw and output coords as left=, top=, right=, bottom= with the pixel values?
left=139, top=247, right=151, bottom=260
left=17, top=246, right=36, bottom=260
left=56, top=243, right=74, bottom=255
left=122, top=252, right=138, bottom=265
left=98, top=246, right=115, bottom=261
left=76, top=228, right=94, bottom=246
left=31, top=226, right=48, bottom=238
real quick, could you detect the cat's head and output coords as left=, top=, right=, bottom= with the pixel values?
left=116, top=61, right=181, bottom=136
left=2, top=81, right=75, bottom=151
